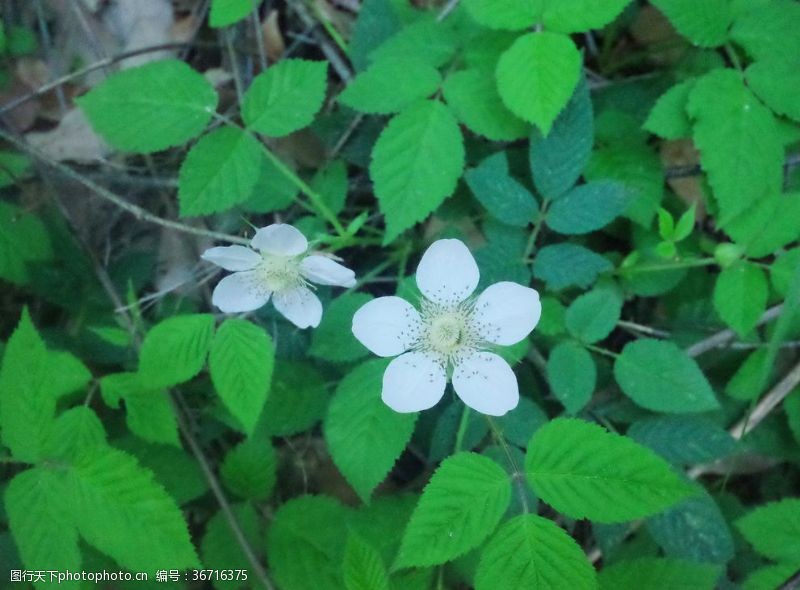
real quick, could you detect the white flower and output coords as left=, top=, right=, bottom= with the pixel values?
left=202, top=224, right=356, bottom=329
left=352, top=239, right=541, bottom=416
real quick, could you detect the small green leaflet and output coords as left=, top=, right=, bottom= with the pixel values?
left=259, top=361, right=328, bottom=436
left=310, top=292, right=373, bottom=363
left=0, top=201, right=52, bottom=285
left=100, top=373, right=178, bottom=448
left=465, top=152, right=539, bottom=227
left=139, top=314, right=215, bottom=390
left=209, top=0, right=257, bottom=28
left=462, top=0, right=538, bottom=31
left=209, top=318, right=275, bottom=435
left=533, top=244, right=612, bottom=290
left=598, top=557, right=720, bottom=590
left=370, top=100, right=464, bottom=243
left=343, top=532, right=391, bottom=590
left=42, top=407, right=106, bottom=461
left=565, top=287, right=622, bottom=344
left=627, top=415, right=737, bottom=465
left=368, top=20, right=457, bottom=68
left=730, top=0, right=800, bottom=61
left=736, top=498, right=800, bottom=563
left=547, top=341, right=596, bottom=414
left=651, top=0, right=732, bottom=47
left=220, top=436, right=276, bottom=501
left=395, top=452, right=511, bottom=568
left=242, top=59, right=328, bottom=137
left=340, top=57, right=441, bottom=114
left=525, top=418, right=693, bottom=523
left=725, top=192, right=800, bottom=259
left=712, top=262, right=768, bottom=337
left=546, top=180, right=632, bottom=235
left=538, top=0, right=633, bottom=33
left=644, top=79, right=696, bottom=140
left=78, top=60, right=217, bottom=153
left=746, top=59, right=800, bottom=122
left=201, top=503, right=260, bottom=588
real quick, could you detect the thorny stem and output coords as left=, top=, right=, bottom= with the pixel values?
left=486, top=417, right=530, bottom=514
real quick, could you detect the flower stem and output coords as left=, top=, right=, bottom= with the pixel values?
left=617, top=257, right=716, bottom=275
left=454, top=404, right=471, bottom=452
left=486, top=417, right=530, bottom=514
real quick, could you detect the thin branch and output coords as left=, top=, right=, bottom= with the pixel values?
left=285, top=0, right=353, bottom=81
left=686, top=305, right=783, bottom=358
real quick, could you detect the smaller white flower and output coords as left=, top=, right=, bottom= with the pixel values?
left=352, top=239, right=541, bottom=416
left=202, top=224, right=356, bottom=329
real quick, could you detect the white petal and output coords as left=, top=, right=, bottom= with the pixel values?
left=472, top=282, right=542, bottom=345
left=273, top=286, right=323, bottom=329
left=251, top=224, right=308, bottom=256
left=416, top=239, right=479, bottom=305
left=212, top=271, right=271, bottom=313
left=382, top=352, right=447, bottom=413
left=300, top=255, right=356, bottom=288
left=452, top=352, right=519, bottom=416
left=352, top=296, right=422, bottom=357
left=201, top=245, right=261, bottom=271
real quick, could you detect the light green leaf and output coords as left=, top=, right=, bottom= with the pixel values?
left=547, top=341, right=596, bottom=414
left=443, top=68, right=528, bottom=141
left=43, top=407, right=106, bottom=461
left=242, top=59, right=328, bottom=137
left=614, top=339, right=720, bottom=413
left=747, top=59, right=800, bottom=122
left=139, top=314, right=215, bottom=389
left=0, top=201, right=52, bottom=285
left=370, top=100, right=464, bottom=243
left=713, top=262, right=768, bottom=336
left=369, top=20, right=457, bottom=68
left=742, top=563, right=800, bottom=590
left=598, top=557, right=720, bottom=590
left=340, top=57, right=440, bottom=114
left=259, top=361, right=328, bottom=436
left=525, top=418, right=693, bottom=523
left=731, top=0, right=800, bottom=61
left=201, top=504, right=260, bottom=590
left=209, top=0, right=257, bottom=28
left=772, top=249, right=800, bottom=298
left=651, top=0, right=732, bottom=47
left=725, top=349, right=769, bottom=401
left=628, top=416, right=736, bottom=465
left=724, top=192, right=800, bottom=257
left=565, top=288, right=622, bottom=344
left=529, top=77, right=593, bottom=198
left=310, top=292, right=373, bottom=363
left=325, top=359, right=417, bottom=503
left=343, top=532, right=391, bottom=590
left=533, top=244, right=612, bottom=290
left=475, top=514, right=597, bottom=590
left=687, top=69, right=783, bottom=224
left=541, top=0, right=633, bottom=33
left=546, top=180, right=632, bottom=235
left=209, top=318, right=275, bottom=435
left=220, top=436, right=276, bottom=501
left=396, top=453, right=511, bottom=568
left=496, top=32, right=581, bottom=134
left=465, top=152, right=539, bottom=227
left=311, top=159, right=348, bottom=216
left=77, top=60, right=217, bottom=153
left=463, top=0, right=538, bottom=30
left=644, top=79, right=696, bottom=139
left=178, top=126, right=264, bottom=216
left=736, top=498, right=800, bottom=562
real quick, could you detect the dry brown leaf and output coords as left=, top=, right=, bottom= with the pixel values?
left=26, top=108, right=112, bottom=162
left=262, top=10, right=286, bottom=63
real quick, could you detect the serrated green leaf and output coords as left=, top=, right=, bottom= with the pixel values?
left=614, top=339, right=719, bottom=413
left=209, top=0, right=256, bottom=28
left=209, top=318, right=275, bottom=435
left=644, top=79, right=696, bottom=139
left=0, top=201, right=52, bottom=285
left=396, top=453, right=511, bottom=568
left=475, top=514, right=597, bottom=590
left=348, top=0, right=402, bottom=72
left=443, top=68, right=529, bottom=141
left=311, top=160, right=348, bottom=216
left=529, top=76, right=593, bottom=198
left=736, top=498, right=800, bottom=562
left=369, top=20, right=457, bottom=68
left=651, top=0, right=732, bottom=47
left=725, top=349, right=769, bottom=401
left=628, top=416, right=736, bottom=465
left=220, top=436, right=276, bottom=501
left=139, top=314, right=215, bottom=389
left=201, top=503, right=260, bottom=590
left=772, top=249, right=800, bottom=298
left=746, top=59, right=800, bottom=122
left=340, top=57, right=440, bottom=114
left=540, top=0, right=633, bottom=33
left=687, top=69, right=783, bottom=224
left=43, top=407, right=106, bottom=461
left=713, top=262, right=768, bottom=336
left=242, top=59, right=328, bottom=137
left=533, top=244, right=612, bottom=291
left=258, top=361, right=328, bottom=436
left=325, top=359, right=417, bottom=503
left=724, top=192, right=800, bottom=258
left=565, top=288, right=622, bottom=344
left=525, top=418, right=693, bottom=523
left=126, top=389, right=178, bottom=447
left=178, top=126, right=264, bottom=216
left=462, top=0, right=538, bottom=30
left=731, top=0, right=800, bottom=61
left=494, top=397, right=548, bottom=449
left=343, top=532, right=391, bottom=590
left=310, top=292, right=373, bottom=363
left=547, top=341, right=596, bottom=414
left=496, top=32, right=581, bottom=134
left=546, top=180, right=632, bottom=235
left=465, top=152, right=539, bottom=227
left=370, top=100, right=464, bottom=243
left=598, top=557, right=720, bottom=590
left=77, top=60, right=217, bottom=153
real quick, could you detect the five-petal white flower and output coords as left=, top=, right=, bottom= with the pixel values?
left=202, top=224, right=356, bottom=329
left=352, top=239, right=541, bottom=416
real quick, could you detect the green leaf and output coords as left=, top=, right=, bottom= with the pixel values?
left=267, top=495, right=352, bottom=590
left=5, top=468, right=82, bottom=586
left=369, top=20, right=457, bottom=68
left=742, top=564, right=800, bottom=590
left=370, top=100, right=464, bottom=243
left=465, top=152, right=539, bottom=227
left=101, top=371, right=179, bottom=446
left=325, top=359, right=417, bottom=503
left=259, top=361, right=328, bottom=436
left=525, top=418, right=693, bottom=523
left=494, top=397, right=548, bottom=449
left=533, top=244, right=612, bottom=290
left=565, top=288, right=622, bottom=344
left=736, top=498, right=800, bottom=562
left=66, top=446, right=199, bottom=571
left=724, top=192, right=800, bottom=258
left=614, top=339, right=719, bottom=413
left=628, top=416, right=736, bottom=465
left=475, top=514, right=597, bottom=590
left=529, top=76, right=593, bottom=198
left=177, top=126, right=264, bottom=216
left=746, top=59, right=800, bottom=122
left=139, top=314, right=215, bottom=389
left=713, top=262, right=768, bottom=336
left=725, top=349, right=769, bottom=401
left=209, top=318, right=275, bottom=435
left=540, top=0, right=633, bottom=33
left=242, top=59, right=328, bottom=137
left=772, top=249, right=800, bottom=298
left=396, top=452, right=511, bottom=568
left=496, top=32, right=581, bottom=134
left=651, top=0, right=732, bottom=47
left=547, top=341, right=596, bottom=414
left=644, top=79, right=696, bottom=139
left=77, top=60, right=217, bottom=153
left=43, top=407, right=106, bottom=461
left=462, top=0, right=538, bottom=30
left=220, top=436, right=276, bottom=501
left=343, top=532, right=391, bottom=590
left=442, top=68, right=529, bottom=141
left=310, top=292, right=373, bottom=363
left=209, top=0, right=256, bottom=28
left=340, top=57, right=440, bottom=114
left=598, top=557, right=720, bottom=590
left=687, top=69, right=783, bottom=224
left=546, top=180, right=632, bottom=235
left=0, top=201, right=52, bottom=285
left=673, top=205, right=695, bottom=241
left=311, top=159, right=348, bottom=216
left=731, top=0, right=800, bottom=61
left=0, top=150, right=30, bottom=187
left=201, top=503, right=260, bottom=590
